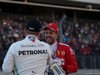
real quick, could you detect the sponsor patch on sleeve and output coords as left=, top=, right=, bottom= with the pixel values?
left=70, top=48, right=75, bottom=55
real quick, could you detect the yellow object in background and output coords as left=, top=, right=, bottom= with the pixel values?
left=25, top=0, right=27, bottom=3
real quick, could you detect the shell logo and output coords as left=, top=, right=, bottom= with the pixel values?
left=57, top=50, right=60, bottom=55
left=49, top=23, right=52, bottom=26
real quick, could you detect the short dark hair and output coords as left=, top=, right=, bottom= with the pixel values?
left=26, top=20, right=42, bottom=32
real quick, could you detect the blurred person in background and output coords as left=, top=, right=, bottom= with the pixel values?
left=92, top=40, right=99, bottom=55
left=0, top=43, right=3, bottom=50
left=79, top=44, right=86, bottom=55
left=43, top=23, right=78, bottom=75
left=79, top=43, right=93, bottom=55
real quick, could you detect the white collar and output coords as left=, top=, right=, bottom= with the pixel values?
left=49, top=41, right=57, bottom=59
left=49, top=41, right=57, bottom=52
left=25, top=35, right=39, bottom=42
left=49, top=41, right=57, bottom=47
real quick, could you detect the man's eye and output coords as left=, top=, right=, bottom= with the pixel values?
left=50, top=32, right=53, bottom=34
left=45, top=32, right=48, bottom=34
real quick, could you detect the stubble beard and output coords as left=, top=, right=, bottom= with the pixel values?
left=46, top=37, right=56, bottom=45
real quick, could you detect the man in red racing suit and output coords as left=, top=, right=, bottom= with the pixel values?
left=43, top=23, right=78, bottom=75
left=56, top=41, right=78, bottom=74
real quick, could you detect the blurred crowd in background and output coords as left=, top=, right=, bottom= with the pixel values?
left=0, top=13, right=100, bottom=57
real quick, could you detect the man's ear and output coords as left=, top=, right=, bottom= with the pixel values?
left=38, top=32, right=40, bottom=35
left=56, top=32, right=58, bottom=37
left=25, top=28, right=28, bottom=35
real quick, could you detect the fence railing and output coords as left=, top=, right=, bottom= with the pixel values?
left=76, top=55, right=100, bottom=69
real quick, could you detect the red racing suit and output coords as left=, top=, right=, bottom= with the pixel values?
left=54, top=41, right=78, bottom=75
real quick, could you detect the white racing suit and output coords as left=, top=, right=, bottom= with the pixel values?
left=2, top=35, right=52, bottom=75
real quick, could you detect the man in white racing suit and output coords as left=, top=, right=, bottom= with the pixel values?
left=2, top=20, right=52, bottom=75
